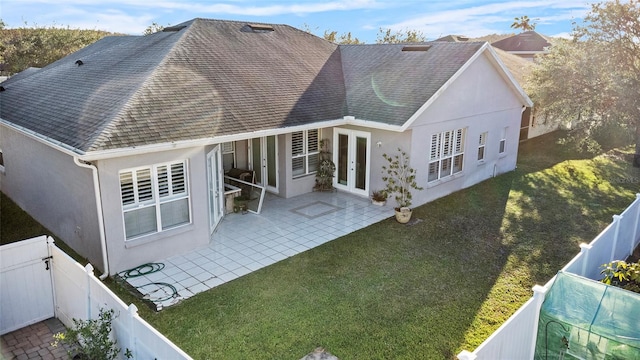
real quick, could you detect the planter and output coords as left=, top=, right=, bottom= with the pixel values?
left=394, top=207, right=412, bottom=223
left=371, top=199, right=386, bottom=206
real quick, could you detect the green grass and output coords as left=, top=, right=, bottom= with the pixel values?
left=3, top=131, right=639, bottom=359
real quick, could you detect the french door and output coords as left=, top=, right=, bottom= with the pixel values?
left=333, top=129, right=370, bottom=196
left=206, top=146, right=224, bottom=235
left=250, top=136, right=278, bottom=193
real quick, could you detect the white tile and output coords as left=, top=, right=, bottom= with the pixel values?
left=204, top=277, right=225, bottom=288
left=218, top=271, right=238, bottom=282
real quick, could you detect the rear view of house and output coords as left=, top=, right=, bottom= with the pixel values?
left=0, top=18, right=532, bottom=275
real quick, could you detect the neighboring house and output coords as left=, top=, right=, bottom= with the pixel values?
left=491, top=30, right=552, bottom=62
left=0, top=18, right=532, bottom=275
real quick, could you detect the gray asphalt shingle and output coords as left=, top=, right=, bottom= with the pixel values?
left=0, top=18, right=485, bottom=153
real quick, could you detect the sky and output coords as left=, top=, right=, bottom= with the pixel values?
left=2, top=0, right=592, bottom=42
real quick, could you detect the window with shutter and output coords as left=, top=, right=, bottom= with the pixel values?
left=428, top=128, right=466, bottom=182
left=120, top=160, right=191, bottom=240
left=292, top=129, right=320, bottom=177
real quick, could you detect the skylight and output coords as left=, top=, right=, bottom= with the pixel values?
left=401, top=45, right=431, bottom=52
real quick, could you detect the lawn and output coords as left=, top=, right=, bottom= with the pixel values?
left=142, top=133, right=639, bottom=359
left=2, top=132, right=639, bottom=359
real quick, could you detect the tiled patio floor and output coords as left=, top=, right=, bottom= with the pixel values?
left=121, top=191, right=391, bottom=310
left=1, top=318, right=70, bottom=360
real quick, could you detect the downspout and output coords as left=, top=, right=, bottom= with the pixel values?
left=73, top=157, right=109, bottom=280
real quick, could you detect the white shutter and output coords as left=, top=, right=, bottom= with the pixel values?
left=292, top=132, right=304, bottom=156
left=136, top=168, right=153, bottom=202
left=120, top=172, right=135, bottom=205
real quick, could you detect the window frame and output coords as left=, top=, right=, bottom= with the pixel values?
left=119, top=160, right=191, bottom=241
left=499, top=127, right=507, bottom=154
left=478, top=132, right=487, bottom=162
left=428, top=128, right=466, bottom=183
left=291, top=129, right=320, bottom=178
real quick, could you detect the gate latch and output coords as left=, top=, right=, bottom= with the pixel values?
left=42, top=256, right=53, bottom=270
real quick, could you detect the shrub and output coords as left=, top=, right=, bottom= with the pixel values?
left=600, top=260, right=640, bottom=293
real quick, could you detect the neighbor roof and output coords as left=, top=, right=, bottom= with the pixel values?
left=491, top=31, right=551, bottom=52
left=0, top=18, right=510, bottom=154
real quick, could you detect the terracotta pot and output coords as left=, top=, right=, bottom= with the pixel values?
left=394, top=207, right=412, bottom=223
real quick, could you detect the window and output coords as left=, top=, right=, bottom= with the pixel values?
left=499, top=127, right=507, bottom=154
left=0, top=149, right=4, bottom=173
left=428, top=128, right=466, bottom=182
left=120, top=161, right=190, bottom=240
left=478, top=132, right=487, bottom=161
left=292, top=129, right=319, bottom=177
left=221, top=142, right=235, bottom=171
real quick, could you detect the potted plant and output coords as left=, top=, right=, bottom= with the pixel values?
left=370, top=190, right=387, bottom=206
left=313, top=139, right=336, bottom=192
left=381, top=148, right=423, bottom=223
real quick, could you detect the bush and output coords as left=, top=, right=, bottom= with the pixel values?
left=600, top=260, right=640, bottom=293
left=52, top=308, right=130, bottom=360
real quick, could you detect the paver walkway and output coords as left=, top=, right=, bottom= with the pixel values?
left=1, top=318, right=69, bottom=360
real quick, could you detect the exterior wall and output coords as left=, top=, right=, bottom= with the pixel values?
left=0, top=125, right=103, bottom=267
left=283, top=131, right=325, bottom=199
left=406, top=51, right=525, bottom=208
left=98, top=147, right=210, bottom=274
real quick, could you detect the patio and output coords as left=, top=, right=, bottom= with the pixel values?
left=119, top=190, right=391, bottom=310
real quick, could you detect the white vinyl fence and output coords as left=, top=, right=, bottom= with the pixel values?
left=3, top=236, right=192, bottom=360
left=458, top=194, right=640, bottom=360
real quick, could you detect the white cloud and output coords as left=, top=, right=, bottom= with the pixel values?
left=380, top=0, right=590, bottom=39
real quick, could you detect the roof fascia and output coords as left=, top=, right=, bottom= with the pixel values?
left=1, top=119, right=85, bottom=158
left=79, top=118, right=348, bottom=161
left=398, top=43, right=533, bottom=132
left=483, top=43, right=534, bottom=107
left=397, top=44, right=486, bottom=131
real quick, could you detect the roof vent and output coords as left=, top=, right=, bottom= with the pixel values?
left=401, top=45, right=431, bottom=52
left=247, top=23, right=274, bottom=32
left=163, top=25, right=187, bottom=32
left=0, top=86, right=5, bottom=92
left=75, top=60, right=84, bottom=66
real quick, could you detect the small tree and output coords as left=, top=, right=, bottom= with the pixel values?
left=381, top=148, right=423, bottom=209
left=314, top=139, right=336, bottom=191
left=52, top=308, right=129, bottom=360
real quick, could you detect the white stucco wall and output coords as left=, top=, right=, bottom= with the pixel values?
left=404, top=50, right=525, bottom=208
left=98, top=147, right=210, bottom=274
left=0, top=125, right=103, bottom=267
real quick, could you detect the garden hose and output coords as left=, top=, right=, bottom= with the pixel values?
left=116, top=263, right=179, bottom=306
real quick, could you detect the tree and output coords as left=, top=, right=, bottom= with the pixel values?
left=143, top=22, right=166, bottom=35
left=527, top=0, right=640, bottom=164
left=511, top=15, right=536, bottom=31
left=376, top=28, right=426, bottom=44
left=0, top=23, right=114, bottom=74
left=323, top=30, right=363, bottom=44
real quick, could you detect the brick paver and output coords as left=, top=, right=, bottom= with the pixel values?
left=1, top=318, right=70, bottom=360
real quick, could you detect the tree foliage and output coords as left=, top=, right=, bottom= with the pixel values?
left=143, top=22, right=166, bottom=36
left=511, top=15, right=536, bottom=31
left=0, top=21, right=115, bottom=75
left=376, top=28, right=426, bottom=44
left=323, top=30, right=363, bottom=44
left=527, top=0, right=640, bottom=161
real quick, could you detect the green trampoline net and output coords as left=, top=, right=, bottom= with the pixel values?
left=535, top=271, right=640, bottom=360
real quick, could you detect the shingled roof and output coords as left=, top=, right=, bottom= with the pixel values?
left=0, top=18, right=490, bottom=154
left=491, top=31, right=551, bottom=52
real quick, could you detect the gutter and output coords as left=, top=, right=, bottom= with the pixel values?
left=73, top=157, right=109, bottom=280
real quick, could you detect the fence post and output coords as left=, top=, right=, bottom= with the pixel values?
left=632, top=194, right=640, bottom=255
left=528, top=285, right=548, bottom=359
left=85, top=264, right=94, bottom=320
left=579, top=243, right=592, bottom=278
left=610, top=214, right=623, bottom=262
left=127, top=304, right=138, bottom=358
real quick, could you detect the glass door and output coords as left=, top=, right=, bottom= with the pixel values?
left=206, top=146, right=224, bottom=235
left=333, top=129, right=370, bottom=196
left=250, top=136, right=278, bottom=193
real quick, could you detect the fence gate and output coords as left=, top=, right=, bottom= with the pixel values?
left=1, top=236, right=55, bottom=335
